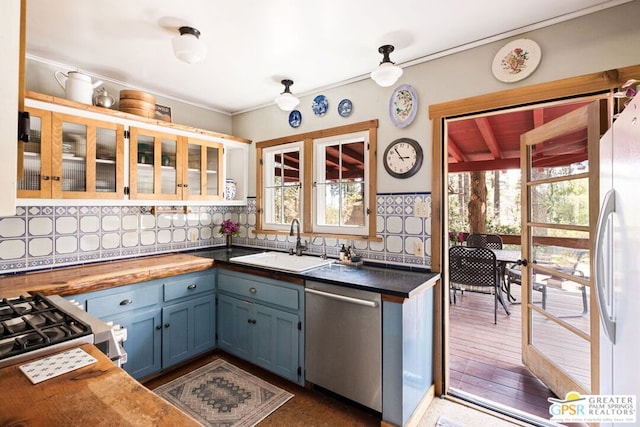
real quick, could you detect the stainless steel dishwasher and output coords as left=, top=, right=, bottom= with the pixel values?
left=305, top=281, right=382, bottom=412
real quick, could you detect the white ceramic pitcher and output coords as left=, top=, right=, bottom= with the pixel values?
left=54, top=71, right=103, bottom=104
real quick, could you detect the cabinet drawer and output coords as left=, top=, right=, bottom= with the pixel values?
left=87, top=284, right=161, bottom=318
left=218, top=273, right=299, bottom=310
left=164, top=271, right=216, bottom=302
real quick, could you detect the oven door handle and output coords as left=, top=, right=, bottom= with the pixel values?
left=305, top=288, right=378, bottom=308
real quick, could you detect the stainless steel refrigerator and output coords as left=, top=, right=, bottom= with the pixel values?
left=596, top=90, right=640, bottom=426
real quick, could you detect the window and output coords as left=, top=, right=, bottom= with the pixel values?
left=314, top=133, right=367, bottom=235
left=256, top=120, right=378, bottom=240
left=262, top=142, right=303, bottom=231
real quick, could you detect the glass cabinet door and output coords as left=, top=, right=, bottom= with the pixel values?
left=129, top=127, right=181, bottom=200
left=18, top=109, right=123, bottom=199
left=53, top=113, right=124, bottom=199
left=17, top=107, right=52, bottom=197
left=184, top=138, right=223, bottom=200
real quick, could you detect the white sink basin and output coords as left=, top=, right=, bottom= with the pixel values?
left=229, top=251, right=333, bottom=272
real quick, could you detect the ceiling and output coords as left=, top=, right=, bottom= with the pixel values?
left=25, top=0, right=625, bottom=115
left=447, top=100, right=594, bottom=172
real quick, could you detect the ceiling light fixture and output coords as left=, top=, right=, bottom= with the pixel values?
left=370, top=45, right=403, bottom=87
left=172, top=26, right=207, bottom=64
left=275, top=79, right=300, bottom=111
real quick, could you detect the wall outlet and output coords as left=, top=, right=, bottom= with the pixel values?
left=188, top=230, right=198, bottom=243
left=414, top=202, right=428, bottom=217
left=413, top=241, right=424, bottom=257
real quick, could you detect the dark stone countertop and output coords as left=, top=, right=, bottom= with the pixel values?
left=191, top=247, right=439, bottom=299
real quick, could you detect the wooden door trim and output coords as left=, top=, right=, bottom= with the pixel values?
left=429, top=64, right=640, bottom=397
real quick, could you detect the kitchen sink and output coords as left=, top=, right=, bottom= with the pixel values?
left=229, top=251, right=333, bottom=272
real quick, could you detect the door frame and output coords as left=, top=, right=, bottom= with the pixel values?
left=428, top=64, right=640, bottom=397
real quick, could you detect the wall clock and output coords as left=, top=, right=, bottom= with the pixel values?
left=383, top=138, right=423, bottom=179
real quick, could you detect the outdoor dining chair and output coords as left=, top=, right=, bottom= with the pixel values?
left=466, top=233, right=503, bottom=250
left=449, top=245, right=509, bottom=324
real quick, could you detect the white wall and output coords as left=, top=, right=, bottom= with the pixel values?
left=0, top=0, right=20, bottom=216
left=232, top=1, right=640, bottom=196
left=24, top=58, right=233, bottom=134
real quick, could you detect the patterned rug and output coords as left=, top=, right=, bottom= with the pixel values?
left=154, top=359, right=294, bottom=427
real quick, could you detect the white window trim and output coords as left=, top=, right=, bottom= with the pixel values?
left=261, top=141, right=303, bottom=232
left=312, top=131, right=369, bottom=236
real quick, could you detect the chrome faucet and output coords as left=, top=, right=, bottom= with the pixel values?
left=289, top=219, right=307, bottom=256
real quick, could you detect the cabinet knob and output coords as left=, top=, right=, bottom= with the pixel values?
left=42, top=176, right=50, bottom=181
left=252, top=319, right=257, bottom=324
left=187, top=284, right=197, bottom=290
left=249, top=287, right=257, bottom=294
left=52, top=176, right=61, bottom=181
left=164, top=323, right=170, bottom=328
left=156, top=325, right=162, bottom=330
left=247, top=318, right=252, bottom=324
left=119, top=299, right=133, bottom=306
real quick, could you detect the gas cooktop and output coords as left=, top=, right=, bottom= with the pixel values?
left=0, top=294, right=92, bottom=363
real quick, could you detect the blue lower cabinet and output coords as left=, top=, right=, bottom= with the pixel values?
left=162, top=294, right=216, bottom=367
left=253, top=303, right=299, bottom=382
left=109, top=307, right=162, bottom=379
left=218, top=294, right=252, bottom=360
left=81, top=270, right=217, bottom=380
left=217, top=269, right=304, bottom=385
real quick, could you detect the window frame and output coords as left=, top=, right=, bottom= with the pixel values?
left=313, top=132, right=369, bottom=235
left=261, top=141, right=304, bottom=232
left=256, top=119, right=379, bottom=241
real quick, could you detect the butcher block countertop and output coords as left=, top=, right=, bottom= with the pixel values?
left=0, top=344, right=200, bottom=426
left=0, top=253, right=214, bottom=299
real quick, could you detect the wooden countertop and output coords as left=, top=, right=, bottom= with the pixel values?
left=0, top=344, right=201, bottom=426
left=0, top=253, right=214, bottom=299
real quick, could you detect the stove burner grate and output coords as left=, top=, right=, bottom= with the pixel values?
left=0, top=294, right=92, bottom=361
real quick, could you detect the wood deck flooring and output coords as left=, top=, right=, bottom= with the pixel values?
left=449, top=284, right=592, bottom=421
left=450, top=287, right=551, bottom=419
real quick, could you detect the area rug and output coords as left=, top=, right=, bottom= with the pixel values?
left=154, top=359, right=293, bottom=427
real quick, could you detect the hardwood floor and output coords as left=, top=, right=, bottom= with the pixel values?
left=143, top=350, right=381, bottom=426
left=449, top=283, right=591, bottom=420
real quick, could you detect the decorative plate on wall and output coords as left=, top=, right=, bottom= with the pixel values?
left=389, top=84, right=418, bottom=128
left=492, top=38, right=541, bottom=83
left=288, top=110, right=302, bottom=128
left=337, top=99, right=353, bottom=117
left=312, top=95, right=328, bottom=116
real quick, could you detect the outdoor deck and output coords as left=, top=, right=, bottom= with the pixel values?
left=449, top=283, right=592, bottom=420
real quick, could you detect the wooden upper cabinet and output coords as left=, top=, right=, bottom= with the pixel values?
left=17, top=107, right=125, bottom=199
left=129, top=128, right=223, bottom=201
left=183, top=137, right=223, bottom=201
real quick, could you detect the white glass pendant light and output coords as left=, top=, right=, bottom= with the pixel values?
left=370, top=45, right=403, bottom=87
left=172, top=26, right=207, bottom=64
left=275, top=79, right=300, bottom=111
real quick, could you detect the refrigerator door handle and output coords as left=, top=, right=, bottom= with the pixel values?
left=594, top=189, right=616, bottom=344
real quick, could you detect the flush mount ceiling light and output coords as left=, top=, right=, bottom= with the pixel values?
left=370, top=45, right=403, bottom=87
left=274, top=79, right=300, bottom=111
left=172, top=26, right=207, bottom=64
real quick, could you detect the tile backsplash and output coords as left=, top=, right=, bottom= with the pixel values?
left=0, top=192, right=431, bottom=275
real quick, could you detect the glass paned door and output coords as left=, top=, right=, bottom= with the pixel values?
left=18, top=107, right=51, bottom=197
left=55, top=113, right=124, bottom=198
left=160, top=138, right=177, bottom=195
left=60, top=121, right=87, bottom=193
left=520, top=101, right=600, bottom=398
left=184, top=139, right=222, bottom=200
left=129, top=127, right=180, bottom=200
